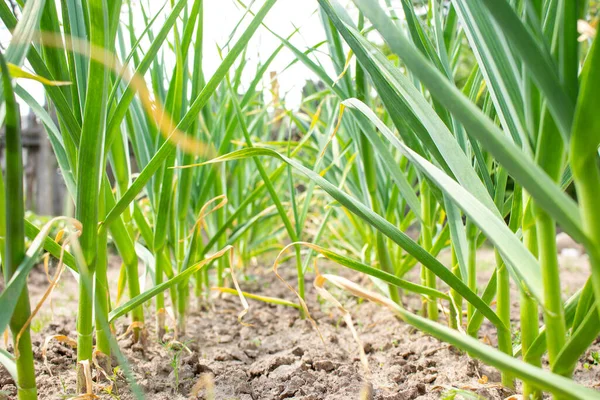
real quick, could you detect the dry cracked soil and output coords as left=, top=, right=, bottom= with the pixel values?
left=1, top=240, right=599, bottom=399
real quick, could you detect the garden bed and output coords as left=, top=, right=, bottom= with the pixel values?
left=1, top=245, right=599, bottom=400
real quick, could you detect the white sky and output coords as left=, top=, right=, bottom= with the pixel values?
left=199, top=0, right=333, bottom=109
left=2, top=0, right=350, bottom=112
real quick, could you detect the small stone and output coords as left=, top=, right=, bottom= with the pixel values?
left=239, top=340, right=258, bottom=350
left=214, top=349, right=234, bottom=361
left=183, top=354, right=196, bottom=365
left=380, top=342, right=392, bottom=352
left=312, top=382, right=326, bottom=393
left=219, top=335, right=234, bottom=343
left=131, top=342, right=144, bottom=353
left=313, top=359, right=335, bottom=372
left=398, top=387, right=418, bottom=400
left=402, top=363, right=417, bottom=374
left=278, top=375, right=304, bottom=399
left=479, top=365, right=501, bottom=383
left=196, top=361, right=213, bottom=375
left=270, top=362, right=302, bottom=381
left=229, top=349, right=251, bottom=363
left=466, top=359, right=479, bottom=377
left=215, top=326, right=230, bottom=335
left=176, top=364, right=195, bottom=381
left=292, top=346, right=305, bottom=357
left=1, top=384, right=17, bottom=398
left=239, top=327, right=254, bottom=340
left=243, top=349, right=259, bottom=359
left=249, top=355, right=295, bottom=377
left=383, top=393, right=408, bottom=400
left=153, top=360, right=171, bottom=375
left=236, top=381, right=252, bottom=394
left=389, top=367, right=405, bottom=384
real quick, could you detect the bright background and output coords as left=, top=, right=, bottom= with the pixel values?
left=1, top=0, right=350, bottom=112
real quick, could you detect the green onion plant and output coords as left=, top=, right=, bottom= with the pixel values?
left=1, top=0, right=600, bottom=399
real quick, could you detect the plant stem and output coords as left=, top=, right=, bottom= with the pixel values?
left=449, top=248, right=463, bottom=330
left=177, top=222, right=187, bottom=335
left=376, top=230, right=400, bottom=303
left=495, top=251, right=514, bottom=388
left=1, top=54, right=37, bottom=398
left=492, top=168, right=513, bottom=388
left=95, top=183, right=111, bottom=371
left=194, top=227, right=205, bottom=309
left=534, top=104, right=566, bottom=372
left=103, top=180, right=144, bottom=342
left=215, top=169, right=227, bottom=287
left=535, top=210, right=566, bottom=367
left=13, top=327, right=37, bottom=400
left=354, top=26, right=400, bottom=304
left=466, top=229, right=477, bottom=333
left=76, top=272, right=94, bottom=389
left=153, top=137, right=176, bottom=337
left=520, top=288, right=541, bottom=398
left=124, top=256, right=143, bottom=341
left=155, top=246, right=167, bottom=339
left=295, top=246, right=305, bottom=304
left=420, top=180, right=437, bottom=320
left=521, top=203, right=542, bottom=399
left=569, top=31, right=600, bottom=324
left=572, top=162, right=600, bottom=321
left=74, top=0, right=108, bottom=391
left=203, top=265, right=210, bottom=300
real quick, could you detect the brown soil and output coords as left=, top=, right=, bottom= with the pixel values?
left=1, top=242, right=599, bottom=399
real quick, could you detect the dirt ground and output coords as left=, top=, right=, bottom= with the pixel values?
left=1, top=238, right=599, bottom=399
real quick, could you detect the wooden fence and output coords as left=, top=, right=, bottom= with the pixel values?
left=0, top=110, right=68, bottom=216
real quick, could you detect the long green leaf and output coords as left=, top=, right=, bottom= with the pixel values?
left=0, top=218, right=76, bottom=336
left=334, top=277, right=599, bottom=399
left=103, top=0, right=277, bottom=227
left=475, top=0, right=574, bottom=140
left=344, top=98, right=543, bottom=303
left=340, top=0, right=585, bottom=245
left=194, top=147, right=506, bottom=330
left=109, top=246, right=232, bottom=322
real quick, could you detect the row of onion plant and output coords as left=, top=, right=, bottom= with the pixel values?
left=1, top=0, right=599, bottom=399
